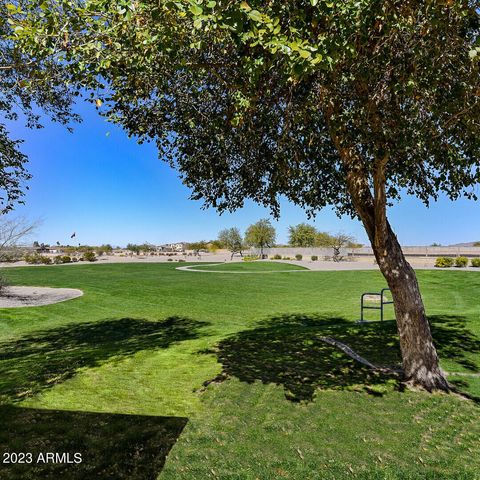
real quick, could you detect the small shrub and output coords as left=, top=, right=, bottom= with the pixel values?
left=24, top=253, right=38, bottom=264
left=167, top=258, right=173, bottom=261
left=82, top=251, right=96, bottom=262
left=52, top=255, right=72, bottom=265
left=24, top=253, right=53, bottom=265
left=470, top=258, right=480, bottom=268
left=242, top=255, right=260, bottom=262
left=435, top=257, right=454, bottom=268
left=72, top=257, right=79, bottom=262
left=1, top=252, right=22, bottom=263
left=178, top=259, right=186, bottom=263
left=311, top=255, right=318, bottom=261
left=283, top=256, right=292, bottom=260
left=455, top=256, right=468, bottom=268
left=272, top=254, right=282, bottom=260
left=295, top=254, right=303, bottom=260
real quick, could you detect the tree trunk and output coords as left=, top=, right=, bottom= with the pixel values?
left=371, top=222, right=449, bottom=391
left=324, top=94, right=449, bottom=392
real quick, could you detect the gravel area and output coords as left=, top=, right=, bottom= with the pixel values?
left=0, top=286, right=83, bottom=308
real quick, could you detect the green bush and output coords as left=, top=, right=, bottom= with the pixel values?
left=283, top=256, right=292, bottom=260
left=24, top=253, right=38, bottom=264
left=471, top=258, right=480, bottom=267
left=435, top=257, right=454, bottom=268
left=0, top=252, right=22, bottom=263
left=82, top=251, right=96, bottom=262
left=455, top=256, right=468, bottom=268
left=167, top=258, right=173, bottom=261
left=242, top=255, right=260, bottom=262
left=311, top=255, right=318, bottom=261
left=295, top=254, right=303, bottom=260
left=272, top=254, right=282, bottom=260
left=53, top=255, right=72, bottom=264
left=24, top=253, right=52, bottom=265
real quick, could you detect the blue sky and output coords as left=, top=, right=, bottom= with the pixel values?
left=6, top=101, right=480, bottom=247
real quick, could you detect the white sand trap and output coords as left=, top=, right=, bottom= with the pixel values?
left=0, top=286, right=83, bottom=308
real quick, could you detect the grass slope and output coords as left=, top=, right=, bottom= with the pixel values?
left=1, top=263, right=479, bottom=479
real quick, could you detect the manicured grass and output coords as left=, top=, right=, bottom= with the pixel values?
left=187, top=261, right=307, bottom=272
left=1, top=263, right=480, bottom=479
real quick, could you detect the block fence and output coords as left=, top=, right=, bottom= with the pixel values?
left=252, top=246, right=480, bottom=258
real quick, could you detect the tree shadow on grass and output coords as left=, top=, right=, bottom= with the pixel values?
left=0, top=317, right=208, bottom=403
left=212, top=313, right=480, bottom=402
left=0, top=405, right=187, bottom=479
left=430, top=315, right=480, bottom=372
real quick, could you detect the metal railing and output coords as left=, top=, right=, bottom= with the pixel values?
left=359, top=288, right=394, bottom=323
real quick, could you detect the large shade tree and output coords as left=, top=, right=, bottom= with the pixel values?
left=10, top=0, right=480, bottom=390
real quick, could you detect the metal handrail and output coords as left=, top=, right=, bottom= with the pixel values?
left=359, top=288, right=394, bottom=323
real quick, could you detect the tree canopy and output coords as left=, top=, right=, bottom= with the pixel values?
left=245, top=219, right=276, bottom=255
left=9, top=0, right=479, bottom=216
left=288, top=223, right=318, bottom=247
left=1, top=1, right=80, bottom=213
left=218, top=227, right=244, bottom=258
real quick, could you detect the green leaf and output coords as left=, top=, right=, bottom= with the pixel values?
left=189, top=4, right=203, bottom=16
left=248, top=10, right=263, bottom=22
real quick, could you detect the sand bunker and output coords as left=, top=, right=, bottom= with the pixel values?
left=0, top=286, right=83, bottom=308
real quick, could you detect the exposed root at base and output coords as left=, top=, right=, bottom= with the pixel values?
left=318, top=336, right=402, bottom=375
left=200, top=372, right=229, bottom=392
left=200, top=337, right=478, bottom=401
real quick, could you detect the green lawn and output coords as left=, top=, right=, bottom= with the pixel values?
left=185, top=260, right=307, bottom=271
left=1, top=262, right=480, bottom=479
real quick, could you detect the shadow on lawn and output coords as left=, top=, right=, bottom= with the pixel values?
left=0, top=317, right=208, bottom=403
left=212, top=313, right=480, bottom=402
left=0, top=405, right=187, bottom=479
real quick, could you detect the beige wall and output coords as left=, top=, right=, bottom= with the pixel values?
left=256, top=246, right=480, bottom=258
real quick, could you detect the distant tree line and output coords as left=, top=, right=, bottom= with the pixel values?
left=288, top=224, right=361, bottom=249
left=188, top=220, right=359, bottom=260
left=126, top=243, right=156, bottom=255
